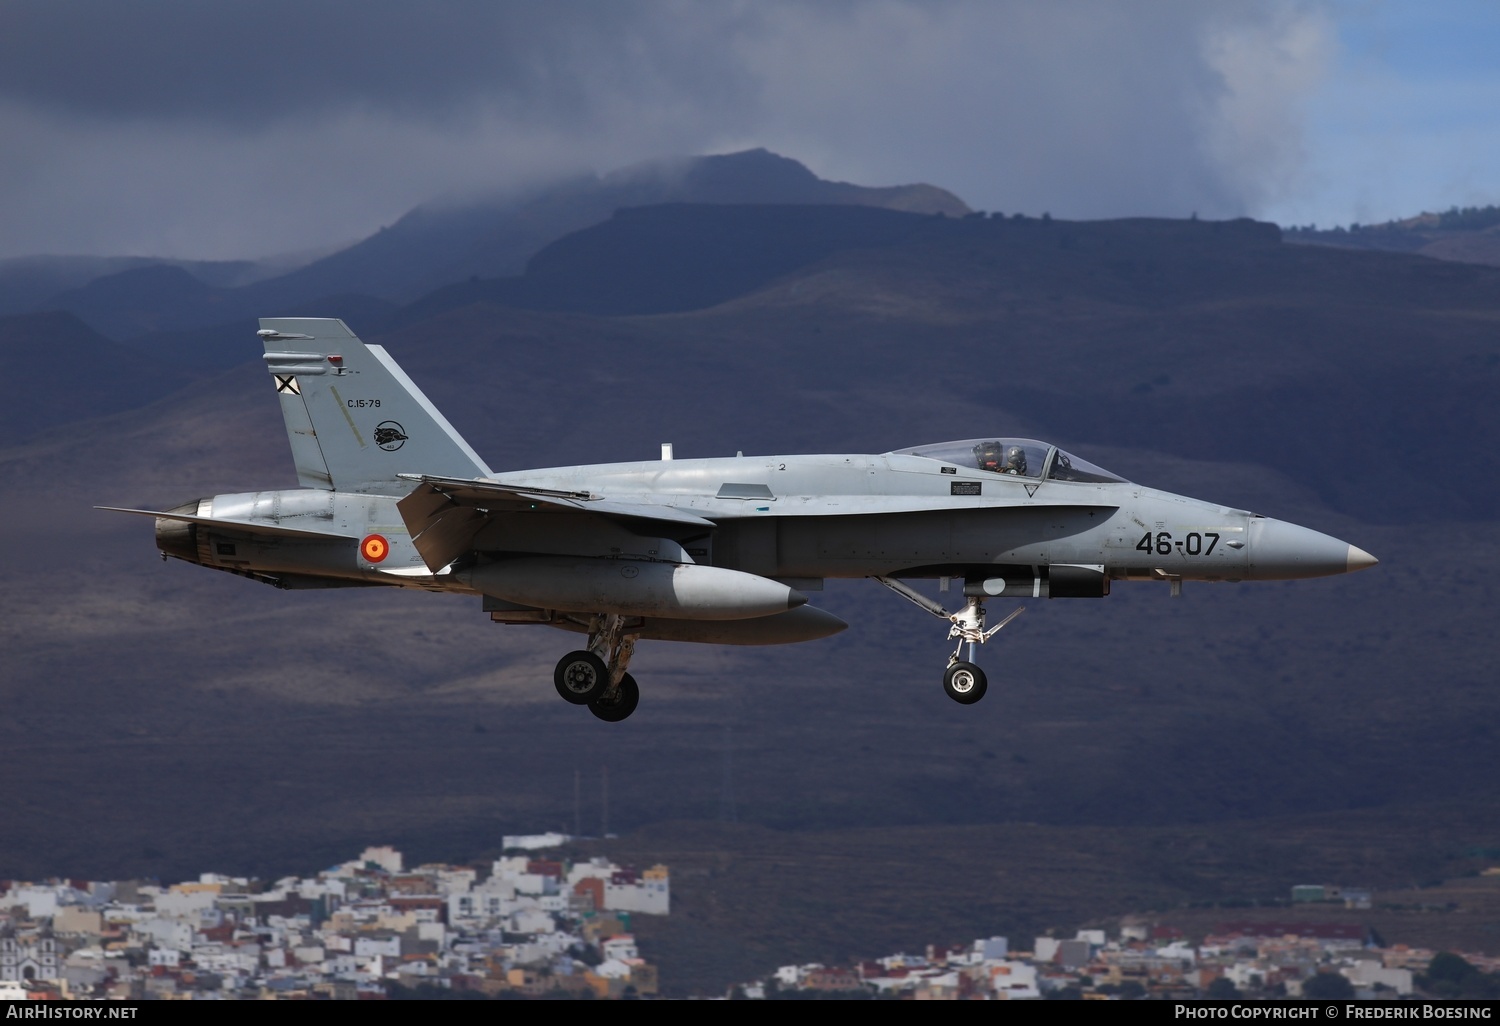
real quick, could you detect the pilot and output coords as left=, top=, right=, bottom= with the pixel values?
left=1001, top=446, right=1027, bottom=475
left=976, top=443, right=1005, bottom=473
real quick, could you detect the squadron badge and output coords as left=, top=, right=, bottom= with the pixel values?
left=374, top=421, right=408, bottom=451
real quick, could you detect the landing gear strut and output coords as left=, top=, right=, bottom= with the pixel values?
left=553, top=613, right=642, bottom=721
left=874, top=577, right=1024, bottom=705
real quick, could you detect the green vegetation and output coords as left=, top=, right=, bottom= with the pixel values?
left=1287, top=203, right=1500, bottom=236
left=1302, top=971, right=1355, bottom=999
left=1206, top=977, right=1241, bottom=999
left=1419, top=952, right=1500, bottom=999
left=1433, top=205, right=1500, bottom=232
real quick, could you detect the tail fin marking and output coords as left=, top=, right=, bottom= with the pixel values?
left=259, top=317, right=491, bottom=494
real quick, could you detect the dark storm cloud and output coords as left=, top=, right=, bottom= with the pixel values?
left=1, top=1, right=756, bottom=125
left=0, top=1, right=1331, bottom=259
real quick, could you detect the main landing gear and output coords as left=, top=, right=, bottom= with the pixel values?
left=874, top=577, right=1025, bottom=706
left=553, top=613, right=642, bottom=722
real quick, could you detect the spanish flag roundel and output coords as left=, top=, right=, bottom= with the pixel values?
left=361, top=534, right=390, bottom=563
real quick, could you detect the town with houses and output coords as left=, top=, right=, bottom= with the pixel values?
left=1, top=836, right=668, bottom=1000
left=742, top=923, right=1495, bottom=1001
left=2, top=841, right=1497, bottom=1001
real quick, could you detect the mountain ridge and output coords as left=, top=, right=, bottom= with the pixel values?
left=14, top=150, right=968, bottom=344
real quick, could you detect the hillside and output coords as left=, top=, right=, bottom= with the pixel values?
left=582, top=810, right=1500, bottom=994
left=0, top=310, right=197, bottom=440
left=10, top=150, right=967, bottom=348
left=1286, top=205, right=1500, bottom=268
left=0, top=203, right=1493, bottom=992
left=261, top=148, right=968, bottom=305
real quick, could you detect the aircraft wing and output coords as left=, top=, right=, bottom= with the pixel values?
left=396, top=475, right=715, bottom=572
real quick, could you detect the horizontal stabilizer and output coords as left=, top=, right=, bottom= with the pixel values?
left=96, top=506, right=353, bottom=542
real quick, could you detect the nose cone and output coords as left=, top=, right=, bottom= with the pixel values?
left=1249, top=518, right=1379, bottom=580
left=1346, top=545, right=1379, bottom=573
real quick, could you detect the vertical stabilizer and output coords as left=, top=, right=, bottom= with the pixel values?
left=259, top=317, right=491, bottom=493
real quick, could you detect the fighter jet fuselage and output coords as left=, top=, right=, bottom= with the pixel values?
left=109, top=318, right=1376, bottom=721
left=159, top=459, right=1363, bottom=587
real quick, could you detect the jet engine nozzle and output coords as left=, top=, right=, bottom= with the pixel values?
left=155, top=500, right=208, bottom=564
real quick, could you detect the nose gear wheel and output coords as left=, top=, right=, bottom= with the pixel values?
left=873, top=576, right=1023, bottom=706
left=943, top=661, right=987, bottom=704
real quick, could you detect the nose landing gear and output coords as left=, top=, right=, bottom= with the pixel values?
left=552, top=613, right=643, bottom=721
left=874, top=577, right=1024, bottom=705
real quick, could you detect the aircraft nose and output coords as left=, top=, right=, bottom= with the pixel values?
left=1248, top=518, right=1378, bottom=579
left=1346, top=545, right=1379, bottom=573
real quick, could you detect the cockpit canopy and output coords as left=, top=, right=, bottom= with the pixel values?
left=888, top=438, right=1128, bottom=484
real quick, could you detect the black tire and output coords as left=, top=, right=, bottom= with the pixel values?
left=554, top=650, right=609, bottom=705
left=943, top=661, right=988, bottom=704
left=589, top=673, right=640, bottom=723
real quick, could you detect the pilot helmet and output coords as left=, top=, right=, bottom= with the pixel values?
left=1004, top=446, right=1027, bottom=473
left=975, top=442, right=1005, bottom=472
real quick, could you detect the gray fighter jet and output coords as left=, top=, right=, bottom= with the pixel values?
left=103, top=318, right=1378, bottom=722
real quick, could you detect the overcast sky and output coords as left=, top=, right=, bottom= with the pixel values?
left=2, top=0, right=1495, bottom=260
